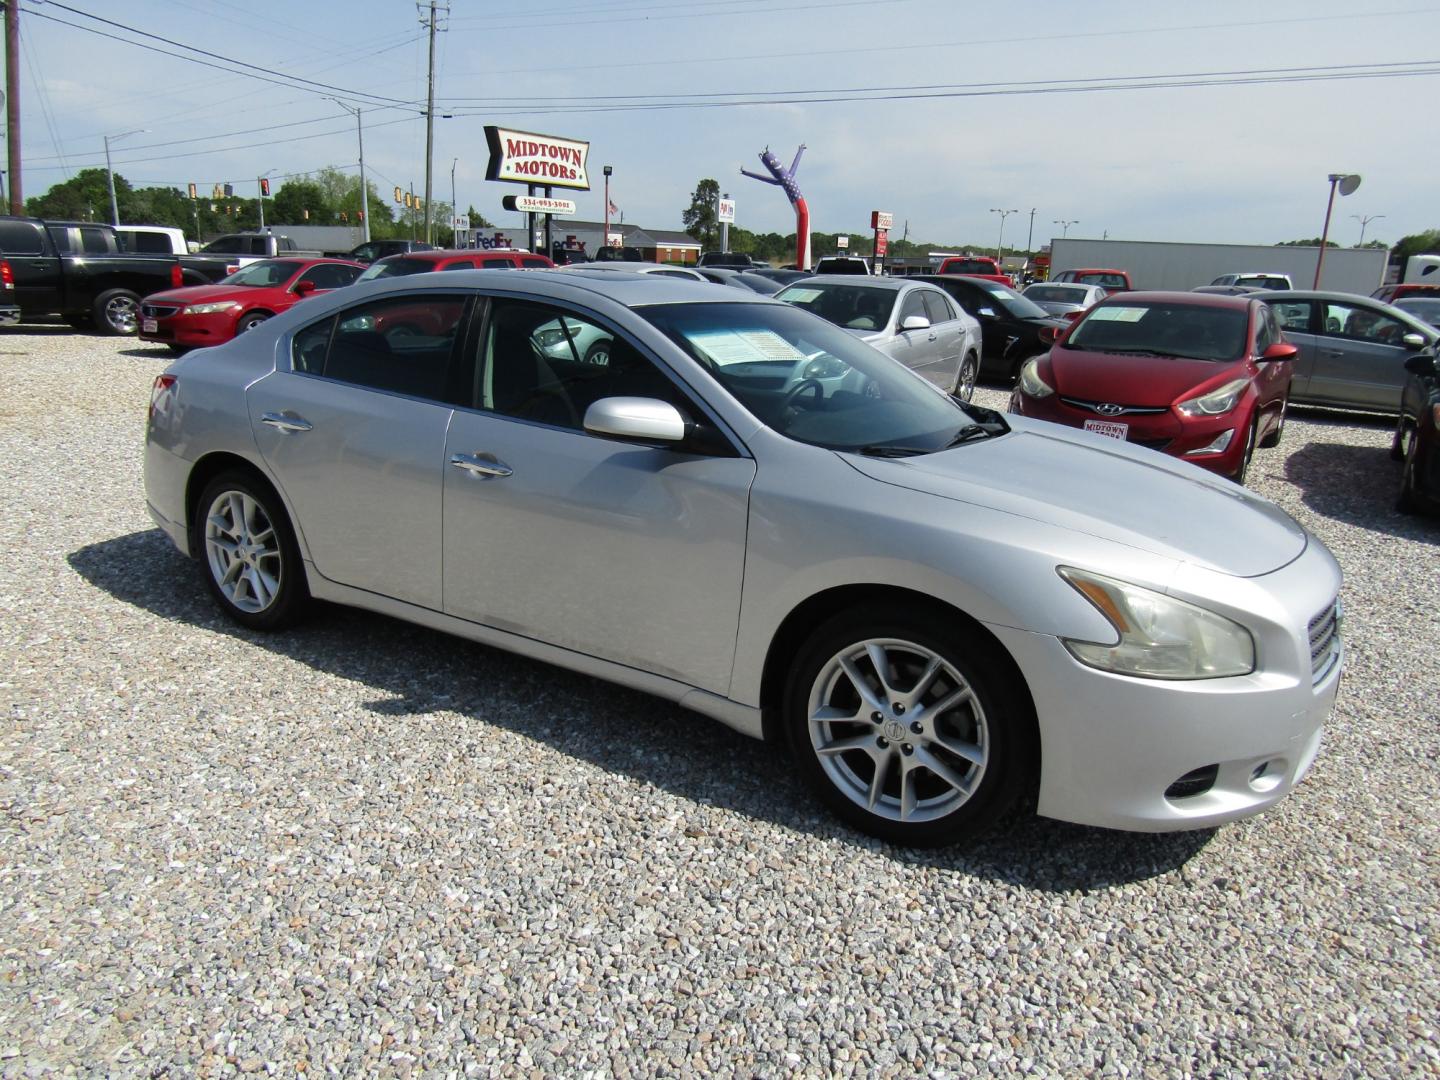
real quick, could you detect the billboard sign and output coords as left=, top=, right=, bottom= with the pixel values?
left=485, top=126, right=591, bottom=191
left=871, top=210, right=893, bottom=230
left=718, top=198, right=736, bottom=223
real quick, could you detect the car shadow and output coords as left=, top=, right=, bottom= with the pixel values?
left=1282, top=438, right=1438, bottom=543
left=118, top=345, right=175, bottom=359
left=66, top=528, right=1217, bottom=890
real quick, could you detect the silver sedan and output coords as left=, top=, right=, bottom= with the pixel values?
left=1022, top=281, right=1107, bottom=318
left=145, top=270, right=1342, bottom=845
left=774, top=275, right=983, bottom=401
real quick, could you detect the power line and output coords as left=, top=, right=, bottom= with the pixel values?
left=20, top=2, right=419, bottom=108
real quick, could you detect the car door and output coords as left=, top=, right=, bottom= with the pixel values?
left=246, top=292, right=471, bottom=610
left=921, top=288, right=965, bottom=384
left=944, top=280, right=1005, bottom=360
left=1266, top=300, right=1318, bottom=396
left=890, top=288, right=945, bottom=381
left=0, top=220, right=61, bottom=316
left=1308, top=300, right=1418, bottom=409
left=441, top=296, right=755, bottom=694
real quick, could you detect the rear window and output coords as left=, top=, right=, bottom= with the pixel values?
left=943, top=259, right=995, bottom=274
left=357, top=257, right=436, bottom=281
left=121, top=231, right=175, bottom=253
left=1026, top=285, right=1088, bottom=303
left=0, top=220, right=45, bottom=254
left=1068, top=301, right=1249, bottom=362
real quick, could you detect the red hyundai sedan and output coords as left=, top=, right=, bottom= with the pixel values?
left=1008, top=292, right=1295, bottom=483
left=139, top=257, right=364, bottom=351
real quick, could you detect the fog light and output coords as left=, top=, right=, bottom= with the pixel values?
left=1164, top=764, right=1218, bottom=800
left=1186, top=429, right=1235, bottom=457
left=1248, top=759, right=1285, bottom=793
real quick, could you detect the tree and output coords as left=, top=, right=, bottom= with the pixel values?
left=26, top=168, right=116, bottom=222
left=271, top=180, right=331, bottom=225
left=465, top=204, right=495, bottom=229
left=1392, top=230, right=1440, bottom=261
left=682, top=178, right=720, bottom=250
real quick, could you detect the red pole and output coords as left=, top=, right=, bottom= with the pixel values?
left=794, top=196, right=810, bottom=271
left=1313, top=175, right=1340, bottom=290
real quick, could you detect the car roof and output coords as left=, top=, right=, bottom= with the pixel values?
left=792, top=274, right=924, bottom=292
left=1098, top=289, right=1255, bottom=309
left=1062, top=267, right=1127, bottom=274
left=1257, top=289, right=1440, bottom=331
left=352, top=267, right=762, bottom=307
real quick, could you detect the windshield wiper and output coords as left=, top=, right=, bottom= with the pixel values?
left=856, top=444, right=928, bottom=458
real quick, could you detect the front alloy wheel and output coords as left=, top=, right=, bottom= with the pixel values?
left=785, top=613, right=1030, bottom=845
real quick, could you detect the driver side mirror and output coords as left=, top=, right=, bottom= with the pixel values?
left=292, top=279, right=317, bottom=296
left=1402, top=332, right=1426, bottom=349
left=584, top=397, right=687, bottom=443
left=1404, top=352, right=1437, bottom=376
left=977, top=306, right=997, bottom=319
left=1260, top=342, right=1298, bottom=362
left=900, top=314, right=930, bottom=331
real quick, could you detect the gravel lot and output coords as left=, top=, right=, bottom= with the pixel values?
left=1, top=325, right=1436, bottom=1077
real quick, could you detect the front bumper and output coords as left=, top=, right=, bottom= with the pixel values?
left=139, top=309, right=239, bottom=347
left=989, top=542, right=1342, bottom=831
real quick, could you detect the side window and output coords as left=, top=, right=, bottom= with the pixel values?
left=481, top=257, right=515, bottom=269
left=132, top=232, right=173, bottom=253
left=296, top=263, right=361, bottom=290
left=206, top=237, right=242, bottom=254
left=294, top=295, right=467, bottom=401
left=898, top=291, right=928, bottom=326
left=1270, top=301, right=1312, bottom=333
left=520, top=257, right=550, bottom=269
left=0, top=220, right=46, bottom=254
left=921, top=290, right=953, bottom=325
left=46, top=227, right=75, bottom=254
left=1253, top=305, right=1276, bottom=353
left=1323, top=302, right=1403, bottom=343
left=439, top=260, right=477, bottom=271
left=478, top=299, right=691, bottom=431
left=350, top=244, right=376, bottom=263
left=80, top=227, right=111, bottom=254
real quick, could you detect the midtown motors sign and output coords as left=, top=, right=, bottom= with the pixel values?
left=485, top=127, right=591, bottom=191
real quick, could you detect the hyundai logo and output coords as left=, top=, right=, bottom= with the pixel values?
left=1094, top=403, right=1126, bottom=416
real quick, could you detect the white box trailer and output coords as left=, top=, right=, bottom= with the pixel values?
left=1049, top=238, right=1388, bottom=296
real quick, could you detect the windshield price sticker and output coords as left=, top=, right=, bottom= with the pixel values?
left=689, top=329, right=807, bottom=367
left=1088, top=307, right=1149, bottom=323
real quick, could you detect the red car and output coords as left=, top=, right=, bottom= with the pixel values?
left=1009, top=291, right=1295, bottom=483
left=139, top=257, right=363, bottom=351
left=936, top=255, right=1012, bottom=285
left=1051, top=267, right=1133, bottom=292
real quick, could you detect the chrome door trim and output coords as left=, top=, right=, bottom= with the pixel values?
left=259, top=411, right=313, bottom=433
left=449, top=452, right=513, bottom=478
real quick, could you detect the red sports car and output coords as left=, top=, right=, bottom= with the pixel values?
left=1008, top=291, right=1295, bottom=483
left=139, top=257, right=364, bottom=351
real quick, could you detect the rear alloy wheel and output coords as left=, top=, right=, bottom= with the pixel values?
left=1396, top=432, right=1422, bottom=514
left=784, top=611, right=1031, bottom=846
left=952, top=352, right=979, bottom=402
left=92, top=289, right=141, bottom=335
left=195, top=472, right=307, bottom=630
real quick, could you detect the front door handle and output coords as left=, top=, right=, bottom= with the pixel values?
left=927, top=333, right=938, bottom=341
left=450, top=452, right=513, bottom=478
left=260, top=411, right=312, bottom=433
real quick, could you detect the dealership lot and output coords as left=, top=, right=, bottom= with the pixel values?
left=1, top=328, right=1436, bottom=1074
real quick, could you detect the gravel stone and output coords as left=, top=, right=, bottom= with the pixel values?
left=0, top=328, right=1436, bottom=1076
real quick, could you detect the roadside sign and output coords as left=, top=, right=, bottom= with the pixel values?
left=718, top=198, right=736, bottom=223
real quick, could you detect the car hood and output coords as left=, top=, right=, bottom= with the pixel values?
left=843, top=416, right=1306, bottom=578
left=1049, top=347, right=1239, bottom=407
left=146, top=283, right=272, bottom=306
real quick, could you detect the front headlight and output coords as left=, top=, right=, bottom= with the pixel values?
left=1018, top=356, right=1054, bottom=398
left=1176, top=378, right=1249, bottom=418
left=1058, top=567, right=1255, bottom=680
left=182, top=301, right=241, bottom=315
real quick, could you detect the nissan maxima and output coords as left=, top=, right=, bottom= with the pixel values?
left=144, top=269, right=1342, bottom=846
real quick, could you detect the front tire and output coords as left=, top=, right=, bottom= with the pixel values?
left=1232, top=418, right=1258, bottom=485
left=783, top=609, right=1032, bottom=846
left=1397, top=432, right=1422, bottom=514
left=194, top=471, right=308, bottom=631
left=92, top=288, right=141, bottom=335
left=1258, top=395, right=1287, bottom=449
left=237, top=311, right=271, bottom=334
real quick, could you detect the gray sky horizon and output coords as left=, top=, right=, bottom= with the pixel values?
left=13, top=0, right=1440, bottom=251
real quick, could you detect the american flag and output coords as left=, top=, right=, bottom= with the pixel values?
left=608, top=199, right=620, bottom=216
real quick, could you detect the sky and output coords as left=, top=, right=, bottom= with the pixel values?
left=10, top=0, right=1440, bottom=251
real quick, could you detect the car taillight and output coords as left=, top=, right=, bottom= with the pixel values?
left=0, top=260, right=12, bottom=287
left=1062, top=310, right=1083, bottom=322
left=170, top=263, right=184, bottom=288
left=149, top=373, right=177, bottom=420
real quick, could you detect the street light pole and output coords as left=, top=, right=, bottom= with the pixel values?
left=1314, top=173, right=1361, bottom=289
left=451, top=157, right=458, bottom=243
left=990, top=207, right=1018, bottom=260
left=1053, top=219, right=1078, bottom=238
left=603, top=164, right=613, bottom=249
left=103, top=129, right=148, bottom=227
left=1025, top=207, right=1037, bottom=253
left=330, top=100, right=370, bottom=243
left=1351, top=213, right=1384, bottom=246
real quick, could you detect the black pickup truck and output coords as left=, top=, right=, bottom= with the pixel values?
left=0, top=216, right=233, bottom=334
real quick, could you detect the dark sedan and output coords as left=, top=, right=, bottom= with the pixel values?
left=912, top=274, right=1069, bottom=381
left=1393, top=350, right=1440, bottom=514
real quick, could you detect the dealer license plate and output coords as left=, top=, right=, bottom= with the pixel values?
left=1084, top=419, right=1128, bottom=441
left=142, top=318, right=157, bottom=334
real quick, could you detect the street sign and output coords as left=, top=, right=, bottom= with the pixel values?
left=452, top=214, right=470, bottom=230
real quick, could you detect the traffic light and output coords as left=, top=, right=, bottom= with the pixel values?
left=259, top=177, right=270, bottom=197
left=394, top=186, right=402, bottom=203
left=302, top=209, right=309, bottom=221
left=187, top=183, right=197, bottom=199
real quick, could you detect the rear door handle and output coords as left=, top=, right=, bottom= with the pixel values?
left=450, top=452, right=513, bottom=478
left=260, top=411, right=312, bottom=433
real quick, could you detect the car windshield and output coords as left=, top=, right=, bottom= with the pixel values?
left=971, top=281, right=1051, bottom=320
left=221, top=260, right=303, bottom=287
left=641, top=302, right=992, bottom=453
left=1025, top=285, right=1089, bottom=304
left=357, top=257, right=436, bottom=281
left=774, top=282, right=898, bottom=332
left=1066, top=302, right=1249, bottom=361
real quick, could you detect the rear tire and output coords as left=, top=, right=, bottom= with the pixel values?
left=194, top=471, right=308, bottom=631
left=783, top=608, right=1033, bottom=846
left=92, top=288, right=141, bottom=335
left=952, top=352, right=979, bottom=402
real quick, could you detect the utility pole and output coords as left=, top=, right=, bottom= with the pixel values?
left=420, top=1, right=448, bottom=245
left=450, top=157, right=457, bottom=243
left=331, top=100, right=371, bottom=243
left=5, top=0, right=21, bottom=215
left=1025, top=208, right=1037, bottom=253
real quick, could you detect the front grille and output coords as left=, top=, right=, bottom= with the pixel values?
left=141, top=303, right=179, bottom=318
left=1060, top=396, right=1169, bottom=416
left=1165, top=764, right=1218, bottom=800
left=1132, top=437, right=1172, bottom=451
left=1308, top=599, right=1342, bottom=683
